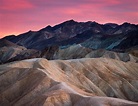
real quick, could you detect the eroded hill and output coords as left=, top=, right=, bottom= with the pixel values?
left=0, top=58, right=138, bottom=106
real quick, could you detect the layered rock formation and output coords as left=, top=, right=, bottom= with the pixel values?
left=0, top=44, right=137, bottom=64
left=54, top=45, right=138, bottom=62
left=0, top=43, right=137, bottom=64
left=0, top=58, right=138, bottom=106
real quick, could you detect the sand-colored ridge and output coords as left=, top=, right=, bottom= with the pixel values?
left=0, top=58, right=138, bottom=106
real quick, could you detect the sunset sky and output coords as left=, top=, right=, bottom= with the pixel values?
left=0, top=0, right=138, bottom=38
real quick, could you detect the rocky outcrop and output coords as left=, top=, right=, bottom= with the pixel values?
left=0, top=58, right=138, bottom=106
left=0, top=39, right=41, bottom=64
left=129, top=49, right=138, bottom=57
left=41, top=45, right=59, bottom=60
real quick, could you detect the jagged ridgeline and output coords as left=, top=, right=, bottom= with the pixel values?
left=3, top=20, right=138, bottom=50
left=0, top=20, right=138, bottom=63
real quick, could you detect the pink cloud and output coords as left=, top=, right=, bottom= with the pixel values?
left=0, top=0, right=34, bottom=11
left=0, top=0, right=138, bottom=38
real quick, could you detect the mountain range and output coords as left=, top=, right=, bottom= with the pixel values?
left=0, top=20, right=138, bottom=64
left=0, top=20, right=138, bottom=106
left=3, top=20, right=138, bottom=51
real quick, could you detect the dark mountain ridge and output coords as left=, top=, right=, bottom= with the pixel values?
left=3, top=20, right=138, bottom=50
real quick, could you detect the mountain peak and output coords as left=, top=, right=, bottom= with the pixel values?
left=52, top=19, right=78, bottom=30
left=39, top=25, right=53, bottom=32
left=62, top=19, right=78, bottom=25
left=66, top=19, right=76, bottom=22
left=121, top=22, right=133, bottom=26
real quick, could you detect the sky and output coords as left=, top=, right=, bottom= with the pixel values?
left=0, top=0, right=138, bottom=38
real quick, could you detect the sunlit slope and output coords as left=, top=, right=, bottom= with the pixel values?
left=0, top=58, right=138, bottom=106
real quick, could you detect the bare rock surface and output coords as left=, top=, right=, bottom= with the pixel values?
left=0, top=58, right=138, bottom=106
left=0, top=40, right=137, bottom=64
left=54, top=45, right=138, bottom=62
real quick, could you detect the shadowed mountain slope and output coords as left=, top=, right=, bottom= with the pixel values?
left=3, top=20, right=138, bottom=50
left=0, top=39, right=24, bottom=48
